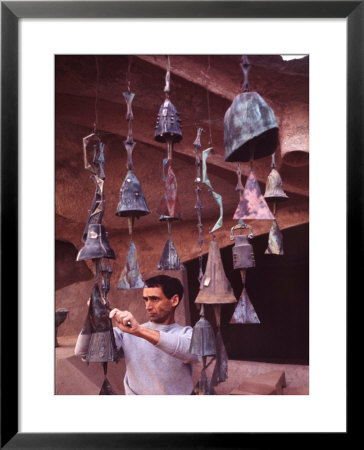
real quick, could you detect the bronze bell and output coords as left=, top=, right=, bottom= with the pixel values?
left=117, top=240, right=145, bottom=289
left=157, top=165, right=182, bottom=221
left=154, top=99, right=182, bottom=143
left=189, top=315, right=216, bottom=357
left=233, top=169, right=275, bottom=220
left=229, top=288, right=260, bottom=324
left=115, top=170, right=150, bottom=218
left=230, top=224, right=255, bottom=270
left=224, top=91, right=278, bottom=162
left=76, top=224, right=115, bottom=261
left=86, top=283, right=118, bottom=363
left=264, top=168, right=289, bottom=202
left=157, top=237, right=185, bottom=271
left=195, top=239, right=236, bottom=305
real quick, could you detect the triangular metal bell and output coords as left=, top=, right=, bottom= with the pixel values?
left=195, top=239, right=236, bottom=305
left=229, top=288, right=260, bottom=324
left=224, top=91, right=278, bottom=162
left=233, top=169, right=275, bottom=220
left=117, top=240, right=145, bottom=289
left=265, top=220, right=284, bottom=255
left=77, top=224, right=115, bottom=261
left=157, top=237, right=185, bottom=271
left=115, top=170, right=150, bottom=218
left=264, top=168, right=289, bottom=202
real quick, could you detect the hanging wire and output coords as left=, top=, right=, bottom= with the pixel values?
left=205, top=56, right=213, bottom=146
left=94, top=56, right=100, bottom=133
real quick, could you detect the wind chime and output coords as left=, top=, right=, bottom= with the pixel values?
left=76, top=56, right=118, bottom=395
left=115, top=58, right=150, bottom=289
left=154, top=56, right=184, bottom=271
left=263, top=153, right=288, bottom=254
left=189, top=59, right=237, bottom=393
left=224, top=55, right=281, bottom=324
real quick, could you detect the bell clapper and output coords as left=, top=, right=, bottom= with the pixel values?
left=240, top=269, right=247, bottom=287
left=167, top=220, right=172, bottom=235
left=128, top=216, right=135, bottom=235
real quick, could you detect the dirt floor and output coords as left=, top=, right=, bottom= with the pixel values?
left=56, top=335, right=309, bottom=395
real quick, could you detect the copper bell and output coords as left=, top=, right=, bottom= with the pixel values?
left=76, top=224, right=115, bottom=261
left=230, top=288, right=260, bottom=324
left=157, top=237, right=185, bottom=271
left=115, top=170, right=150, bottom=218
left=264, top=168, right=289, bottom=202
left=154, top=99, right=182, bottom=143
left=156, top=165, right=182, bottom=221
left=195, top=239, right=236, bottom=305
left=189, top=316, right=216, bottom=357
left=224, top=91, right=278, bottom=162
left=117, top=240, right=145, bottom=289
left=230, top=224, right=255, bottom=270
left=233, top=169, right=275, bottom=220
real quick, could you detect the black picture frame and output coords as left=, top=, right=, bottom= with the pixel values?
left=1, top=1, right=356, bottom=448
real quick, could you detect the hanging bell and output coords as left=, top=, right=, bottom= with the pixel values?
left=264, top=168, right=289, bottom=202
left=117, top=240, right=145, bottom=289
left=233, top=169, right=275, bottom=220
left=77, top=224, right=115, bottom=261
left=157, top=165, right=182, bottom=221
left=265, top=220, right=284, bottom=255
left=224, top=91, right=278, bottom=162
left=229, top=288, right=260, bottom=324
left=195, top=239, right=236, bottom=305
left=86, top=283, right=118, bottom=363
left=157, top=237, right=185, bottom=271
left=230, top=224, right=255, bottom=270
left=189, top=316, right=216, bottom=356
left=115, top=170, right=150, bottom=218
left=154, top=98, right=182, bottom=143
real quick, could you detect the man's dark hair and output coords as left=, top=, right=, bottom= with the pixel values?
left=144, top=275, right=184, bottom=303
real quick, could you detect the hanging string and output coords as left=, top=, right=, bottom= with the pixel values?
left=126, top=56, right=133, bottom=94
left=94, top=56, right=100, bottom=133
left=205, top=56, right=213, bottom=146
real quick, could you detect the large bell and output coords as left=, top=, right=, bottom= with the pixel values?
left=115, top=170, right=150, bottom=218
left=77, top=224, right=115, bottom=261
left=157, top=237, right=185, bottom=271
left=264, top=168, right=289, bottom=202
left=195, top=239, right=236, bottom=305
left=117, top=240, right=145, bottom=289
left=265, top=220, right=284, bottom=255
left=189, top=315, right=216, bottom=357
left=157, top=165, right=182, bottom=221
left=233, top=169, right=275, bottom=220
left=154, top=98, right=182, bottom=143
left=224, top=91, right=278, bottom=162
left=229, top=288, right=260, bottom=324
left=86, top=283, right=118, bottom=363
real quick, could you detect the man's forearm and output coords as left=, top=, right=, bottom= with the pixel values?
left=133, top=326, right=160, bottom=345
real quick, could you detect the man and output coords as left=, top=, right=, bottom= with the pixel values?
left=75, top=275, right=200, bottom=395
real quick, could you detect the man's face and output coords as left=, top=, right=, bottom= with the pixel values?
left=142, top=286, right=179, bottom=325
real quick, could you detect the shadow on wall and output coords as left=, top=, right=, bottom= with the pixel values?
left=185, top=223, right=309, bottom=365
left=56, top=240, right=93, bottom=290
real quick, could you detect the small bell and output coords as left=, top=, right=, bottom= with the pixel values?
left=154, top=98, right=182, bottom=144
left=229, top=288, right=260, bottom=324
left=189, top=315, right=216, bottom=357
left=233, top=169, right=275, bottom=220
left=195, top=239, right=236, bottom=305
left=77, top=224, right=115, bottom=261
left=157, top=237, right=185, bottom=271
left=230, top=224, right=255, bottom=270
left=265, top=220, right=284, bottom=255
left=157, top=165, right=182, bottom=221
left=117, top=240, right=145, bottom=289
left=115, top=170, right=150, bottom=218
left=264, top=168, right=289, bottom=202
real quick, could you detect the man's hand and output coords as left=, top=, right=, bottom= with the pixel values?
left=109, top=308, right=140, bottom=334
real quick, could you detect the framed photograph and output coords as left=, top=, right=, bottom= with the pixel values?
left=1, top=1, right=357, bottom=447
